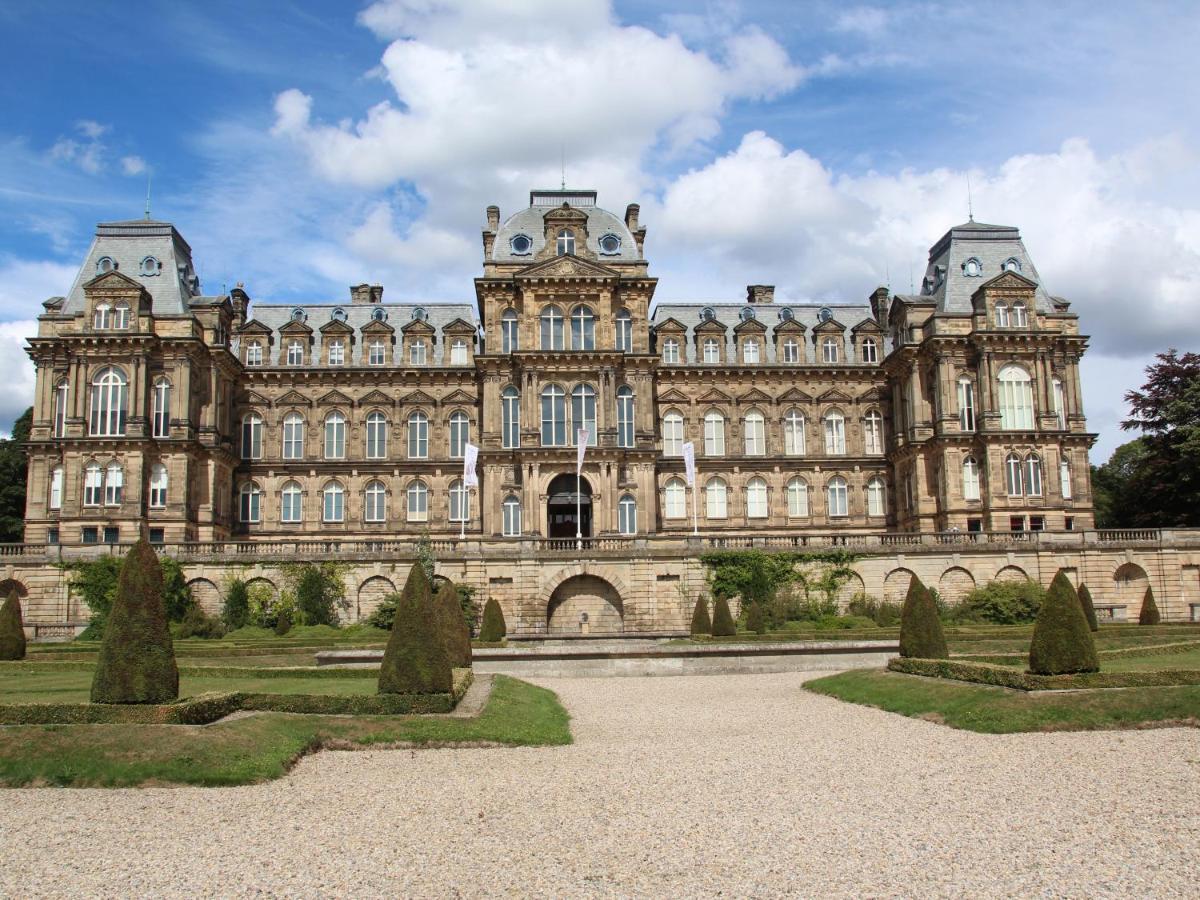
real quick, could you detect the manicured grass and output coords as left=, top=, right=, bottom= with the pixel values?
left=806, top=668, right=1200, bottom=733
left=1101, top=648, right=1200, bottom=672
left=0, top=676, right=571, bottom=787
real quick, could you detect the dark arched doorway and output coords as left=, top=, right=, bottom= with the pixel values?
left=548, top=574, right=623, bottom=634
left=547, top=473, right=592, bottom=540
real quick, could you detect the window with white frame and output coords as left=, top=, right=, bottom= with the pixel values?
left=1052, top=377, right=1066, bottom=429
left=618, top=494, right=637, bottom=534
left=113, top=301, right=131, bottom=329
left=784, top=409, right=805, bottom=456
left=615, top=309, right=632, bottom=352
left=1012, top=301, right=1028, bottom=327
left=663, top=411, right=684, bottom=457
left=958, top=377, right=976, bottom=431
left=364, top=480, right=387, bottom=523
left=866, top=476, right=885, bottom=517
left=287, top=340, right=305, bottom=366
left=502, top=386, right=520, bottom=449
left=540, top=306, right=564, bottom=350
left=281, top=481, right=303, bottom=523
left=744, top=409, right=765, bottom=456
left=662, top=338, right=680, bottom=364
left=147, top=377, right=169, bottom=439
left=995, top=302, right=1010, bottom=328
left=501, top=309, right=518, bottom=353
left=502, top=495, right=521, bottom=536
left=327, top=340, right=344, bottom=366
left=616, top=386, right=634, bottom=448
left=239, top=482, right=261, bottom=523
left=1005, top=452, right=1023, bottom=495
left=783, top=339, right=800, bottom=363
left=93, top=302, right=111, bottom=330
left=664, top=478, right=687, bottom=519
left=822, top=337, right=840, bottom=363
left=706, top=478, right=728, bottom=519
left=787, top=477, right=809, bottom=517
left=407, top=412, right=429, bottom=459
left=556, top=228, right=575, bottom=256
left=245, top=341, right=263, bottom=367
left=1060, top=459, right=1072, bottom=499
left=450, top=339, right=468, bottom=365
left=743, top=340, right=760, bottom=364
left=541, top=385, right=566, bottom=446
left=89, top=367, right=127, bottom=436
left=241, top=414, right=263, bottom=459
left=324, top=412, right=346, bottom=459
left=365, top=412, right=388, bottom=459
left=104, top=462, right=122, bottom=506
left=323, top=482, right=345, bottom=522
left=449, top=479, right=469, bottom=522
left=703, top=338, right=720, bottom=364
left=571, top=384, right=597, bottom=446
left=963, top=456, right=981, bottom=500
left=368, top=340, right=386, bottom=366
left=410, top=340, right=427, bottom=366
left=449, top=411, right=470, bottom=458
left=823, top=410, right=846, bottom=455
left=49, top=465, right=63, bottom=510
left=826, top=476, right=849, bottom=517
left=406, top=480, right=428, bottom=522
left=571, top=306, right=595, bottom=351
left=746, top=477, right=768, bottom=518
left=83, top=463, right=103, bottom=506
left=1025, top=453, right=1043, bottom=496
left=864, top=411, right=884, bottom=455
left=704, top=410, right=725, bottom=456
left=53, top=380, right=68, bottom=438
left=861, top=338, right=878, bottom=363
left=149, top=463, right=168, bottom=508
left=281, top=413, right=304, bottom=460
left=998, top=365, right=1034, bottom=429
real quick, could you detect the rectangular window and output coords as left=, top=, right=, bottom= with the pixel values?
left=957, top=379, right=976, bottom=432
left=104, top=468, right=123, bottom=506
left=410, top=341, right=426, bottom=365
left=287, top=340, right=304, bottom=366
left=407, top=488, right=428, bottom=522
left=743, top=341, right=759, bottom=364
left=49, top=468, right=63, bottom=510
left=328, top=340, right=344, bottom=366
left=81, top=526, right=98, bottom=544
left=861, top=340, right=878, bottom=363
left=782, top=341, right=799, bottom=363
left=245, top=342, right=262, bottom=366
left=47, top=528, right=59, bottom=545
left=323, top=491, right=344, bottom=523
left=103, top=526, right=119, bottom=545
left=1053, top=378, right=1066, bottom=429
left=967, top=518, right=982, bottom=533
left=281, top=490, right=302, bottom=524
left=451, top=340, right=468, bottom=365
left=1010, top=516, right=1025, bottom=532
left=149, top=528, right=165, bottom=545
left=1030, top=515, right=1045, bottom=532
left=707, top=486, right=727, bottom=519
left=54, top=381, right=68, bottom=437
left=369, top=341, right=386, bottom=366
left=1060, top=460, right=1073, bottom=499
left=822, top=339, right=839, bottom=363
left=1065, top=516, right=1075, bottom=531
left=703, top=340, right=720, bottom=364
left=823, top=417, right=846, bottom=455
left=662, top=340, right=679, bottom=364
left=502, top=500, right=521, bottom=537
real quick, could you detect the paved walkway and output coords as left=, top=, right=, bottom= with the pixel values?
left=3, top=673, right=1198, bottom=897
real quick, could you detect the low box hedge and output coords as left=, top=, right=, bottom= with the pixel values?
left=888, top=657, right=1200, bottom=691
left=954, top=639, right=1200, bottom=667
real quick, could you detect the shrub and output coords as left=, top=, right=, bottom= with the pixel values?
left=745, top=602, right=765, bottom=634
left=175, top=603, right=227, bottom=640
left=159, top=557, right=194, bottom=622
left=0, top=589, right=26, bottom=660
left=434, top=579, right=472, bottom=669
left=846, top=594, right=902, bottom=627
left=274, top=609, right=293, bottom=636
left=291, top=564, right=343, bottom=627
left=378, top=563, right=452, bottom=694
left=1077, top=583, right=1100, bottom=632
left=690, top=595, right=711, bottom=636
left=478, top=597, right=507, bottom=643
left=69, top=554, right=193, bottom=631
left=1138, top=587, right=1161, bottom=625
left=951, top=579, right=1045, bottom=624
left=223, top=579, right=250, bottom=631
left=90, top=538, right=180, bottom=704
left=899, top=575, right=948, bottom=659
left=365, top=593, right=399, bottom=631
left=1028, top=570, right=1099, bottom=675
left=711, top=596, right=736, bottom=637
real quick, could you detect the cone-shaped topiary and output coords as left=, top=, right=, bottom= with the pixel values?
left=90, top=538, right=179, bottom=704
left=434, top=579, right=472, bottom=669
left=0, top=589, right=26, bottom=660
left=1138, top=587, right=1161, bottom=625
left=690, top=595, right=711, bottom=636
left=274, top=608, right=293, bottom=636
left=1028, top=570, right=1099, bottom=675
left=478, top=596, right=507, bottom=643
left=712, top=596, right=736, bottom=636
left=745, top=602, right=765, bottom=634
left=899, top=575, right=948, bottom=659
left=378, top=563, right=452, bottom=694
left=1077, top=583, right=1099, bottom=632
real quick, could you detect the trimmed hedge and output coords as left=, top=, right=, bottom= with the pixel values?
left=0, top=590, right=26, bottom=661
left=899, top=575, right=948, bottom=659
left=711, top=596, right=736, bottom=637
left=244, top=670, right=471, bottom=716
left=745, top=603, right=765, bottom=634
left=1139, top=587, right=1161, bottom=626
left=690, top=596, right=711, bottom=636
left=378, top=564, right=452, bottom=694
left=1028, top=570, right=1099, bottom=675
left=478, top=597, right=507, bottom=643
left=889, top=656, right=1200, bottom=691
left=1078, top=584, right=1100, bottom=633
left=435, top=580, right=472, bottom=669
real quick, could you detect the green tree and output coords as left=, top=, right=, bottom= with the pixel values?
left=1091, top=438, right=1150, bottom=528
left=274, top=608, right=293, bottom=636
left=70, top=555, right=193, bottom=632
left=0, top=407, right=31, bottom=543
left=689, top=595, right=711, bottom=636
left=711, top=596, right=736, bottom=637
left=1028, top=570, right=1099, bottom=675
left=0, top=589, right=26, bottom=660
left=1138, top=587, right=1161, bottom=625
left=745, top=602, right=765, bottom=634
left=478, top=597, right=507, bottom=643
left=899, top=575, right=948, bottom=659
left=223, top=579, right=250, bottom=630
left=295, top=565, right=337, bottom=626
left=378, top=563, right=452, bottom=694
left=1077, top=583, right=1099, bottom=632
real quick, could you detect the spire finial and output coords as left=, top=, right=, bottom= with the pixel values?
left=966, top=173, right=974, bottom=222
left=560, top=143, right=566, bottom=191
left=144, top=170, right=153, bottom=220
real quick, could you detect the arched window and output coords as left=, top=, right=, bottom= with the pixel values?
left=112, top=301, right=130, bottom=330
left=540, top=385, right=566, bottom=446
left=152, top=377, right=171, bottom=438
left=1003, top=257, right=1022, bottom=273
left=861, top=338, right=878, bottom=363
left=287, top=339, right=305, bottom=366
left=365, top=412, right=388, bottom=459
left=744, top=409, right=765, bottom=456
left=502, top=386, right=520, bottom=449
left=53, top=379, right=68, bottom=438
left=998, top=365, right=1034, bottom=429
left=823, top=410, right=846, bottom=455
left=787, top=477, right=809, bottom=517
left=746, top=477, right=768, bottom=518
left=783, top=338, right=800, bottom=364
left=104, top=462, right=122, bottom=506
left=742, top=340, right=760, bottom=364
left=149, top=463, right=168, bottom=508
left=502, top=495, right=521, bottom=536
left=49, top=465, right=63, bottom=510
left=994, top=302, right=1010, bottom=328
left=239, top=482, right=262, bottom=523
left=1005, top=452, right=1023, bottom=495
left=784, top=409, right=806, bottom=456
left=662, top=410, right=684, bottom=457
left=241, top=413, right=263, bottom=460
left=406, top=480, right=429, bottom=522
left=1025, top=452, right=1043, bottom=496
left=540, top=305, right=564, bottom=351
left=963, top=456, right=981, bottom=500
left=245, top=341, right=263, bottom=367
left=449, top=479, right=469, bottom=522
left=664, top=477, right=687, bottom=519
left=826, top=476, right=848, bottom=518
left=93, top=302, right=111, bottom=329
left=618, top=494, right=637, bottom=535
left=449, top=411, right=470, bottom=458
left=501, top=308, right=518, bottom=354
left=571, top=384, right=596, bottom=446
left=324, top=412, right=346, bottom=459
left=616, top=386, right=634, bottom=449
left=706, top=477, right=728, bottom=519
left=281, top=413, right=304, bottom=460
left=571, top=305, right=595, bottom=351
left=323, top=481, right=345, bottom=522
left=863, top=410, right=884, bottom=455
left=450, top=339, right=469, bottom=366
left=368, top=340, right=386, bottom=366
left=83, top=462, right=102, bottom=506
left=703, top=338, right=720, bottom=364
left=1052, top=377, right=1066, bottom=429
left=1060, top=458, right=1073, bottom=499
left=662, top=338, right=680, bottom=364
left=407, top=411, right=429, bottom=459
left=409, top=339, right=427, bottom=365
left=281, top=481, right=303, bottom=523
left=962, top=257, right=982, bottom=277
left=364, top=480, right=387, bottom=523
left=822, top=337, right=840, bottom=363
left=704, top=410, right=725, bottom=456
left=866, top=476, right=886, bottom=517
left=615, top=309, right=632, bottom=352
left=140, top=256, right=160, bottom=276
left=556, top=228, right=575, bottom=256
left=1012, top=301, right=1028, bottom=327
left=96, top=256, right=115, bottom=275
left=89, top=367, right=127, bottom=436
left=958, top=376, right=976, bottom=431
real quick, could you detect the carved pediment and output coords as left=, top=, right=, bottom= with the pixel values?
left=695, top=319, right=728, bottom=334
left=850, top=317, right=884, bottom=334
left=812, top=318, right=846, bottom=334
left=772, top=319, right=806, bottom=334
left=361, top=318, right=395, bottom=335
left=317, top=389, right=354, bottom=407
left=738, top=387, right=773, bottom=405
left=400, top=318, right=436, bottom=336
left=653, top=317, right=687, bottom=334
left=443, top=389, right=477, bottom=405
left=82, top=269, right=144, bottom=295
left=442, top=317, right=476, bottom=335
left=817, top=388, right=852, bottom=404
left=542, top=204, right=589, bottom=224
left=657, top=388, right=690, bottom=404
left=733, top=318, right=768, bottom=334
left=697, top=388, right=733, bottom=404
left=400, top=389, right=437, bottom=407
left=360, top=390, right=395, bottom=407
left=280, top=319, right=313, bottom=336
left=278, top=390, right=311, bottom=407
left=318, top=319, right=354, bottom=336
left=979, top=270, right=1038, bottom=293
left=858, top=386, right=886, bottom=402
left=242, top=390, right=271, bottom=407
left=516, top=254, right=617, bottom=280
left=239, top=319, right=273, bottom=336
left=778, top=388, right=813, bottom=404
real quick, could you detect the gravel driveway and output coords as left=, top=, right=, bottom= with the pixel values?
left=2, top=672, right=1198, bottom=898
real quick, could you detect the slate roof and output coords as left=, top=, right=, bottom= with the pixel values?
left=492, top=190, right=640, bottom=263
left=919, top=220, right=1054, bottom=314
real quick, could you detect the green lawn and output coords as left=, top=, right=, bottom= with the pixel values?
left=0, top=676, right=571, bottom=787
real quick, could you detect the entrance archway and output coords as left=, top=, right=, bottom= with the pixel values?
left=548, top=574, right=623, bottom=634
left=547, top=473, right=592, bottom=540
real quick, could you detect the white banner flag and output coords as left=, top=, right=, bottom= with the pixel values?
left=463, top=442, right=479, bottom=487
left=576, top=429, right=589, bottom=474
left=682, top=441, right=696, bottom=487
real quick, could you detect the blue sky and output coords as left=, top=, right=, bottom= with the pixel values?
left=2, top=0, right=1199, bottom=461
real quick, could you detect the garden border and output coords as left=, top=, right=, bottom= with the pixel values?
left=888, top=657, right=1200, bottom=691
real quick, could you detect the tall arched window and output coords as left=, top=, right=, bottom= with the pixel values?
left=706, top=477, right=728, bottom=519
left=53, top=379, right=68, bottom=438
left=364, top=480, right=387, bottom=522
left=962, top=456, right=981, bottom=500
left=449, top=411, right=470, bottom=458
left=49, top=465, right=63, bottom=510
left=149, top=463, right=168, bottom=508
left=449, top=479, right=469, bottom=522
left=83, top=462, right=102, bottom=506
left=281, top=481, right=303, bottom=523
left=501, top=308, right=518, bottom=354
left=450, top=339, right=468, bottom=366
left=93, top=302, right=111, bottom=329
left=407, top=411, right=429, bottom=459
left=957, top=377, right=976, bottom=431
left=1025, top=452, right=1043, bottom=496
left=571, top=384, right=596, bottom=445
left=662, top=411, right=684, bottom=457
left=365, top=412, right=388, bottom=459
left=863, top=410, right=884, bottom=455
left=540, top=305, right=564, bottom=351
left=571, top=305, right=595, bottom=351
left=322, top=481, right=345, bottom=522
left=1012, top=301, right=1028, bottom=327
left=282, top=413, right=305, bottom=460
left=823, top=410, right=846, bottom=455
left=861, top=338, right=878, bottom=363
left=113, top=301, right=131, bottom=330
left=995, top=302, right=1010, bottom=327
left=746, top=477, right=768, bottom=518
left=618, top=494, right=637, bottom=535
left=1052, top=376, right=1066, bottom=429
left=502, top=495, right=522, bottom=536
left=998, top=365, right=1034, bottom=429
left=614, top=309, right=632, bottom=352
left=866, top=476, right=886, bottom=517
left=556, top=228, right=575, bottom=256
left=104, top=462, right=122, bottom=506
left=89, top=367, right=127, bottom=436
left=616, top=386, right=635, bottom=448
left=704, top=410, right=725, bottom=456
left=540, top=385, right=566, bottom=446
left=151, top=377, right=171, bottom=438
left=784, top=409, right=805, bottom=456
left=703, top=338, right=720, bottom=364
left=744, top=409, right=765, bottom=456
left=787, top=477, right=809, bottom=517
left=664, top=477, right=687, bottom=519
left=239, top=482, right=262, bottom=523
left=324, top=412, right=346, bottom=459
left=662, top=338, right=680, bottom=364
left=241, top=413, right=262, bottom=460
left=406, top=480, right=429, bottom=522
left=1005, top=452, right=1023, bottom=495
left=1060, top=458, right=1073, bottom=499
left=826, top=476, right=848, bottom=517
left=502, top=386, right=520, bottom=449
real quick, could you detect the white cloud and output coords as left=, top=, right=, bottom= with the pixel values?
left=833, top=7, right=890, bottom=38
left=0, top=257, right=79, bottom=320
left=121, top=155, right=146, bottom=176
left=76, top=120, right=109, bottom=140
left=0, top=320, right=38, bottom=433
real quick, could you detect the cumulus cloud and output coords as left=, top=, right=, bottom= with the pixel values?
left=0, top=320, right=36, bottom=434
left=46, top=120, right=144, bottom=178
left=0, top=257, right=79, bottom=320
left=120, top=155, right=146, bottom=176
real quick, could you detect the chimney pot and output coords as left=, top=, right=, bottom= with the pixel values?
left=369, top=284, right=384, bottom=304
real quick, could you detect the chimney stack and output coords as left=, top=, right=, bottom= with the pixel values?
left=486, top=205, right=500, bottom=231
left=369, top=284, right=384, bottom=304
left=747, top=284, right=775, bottom=304
left=350, top=283, right=371, bottom=304
left=870, top=286, right=889, bottom=325
left=625, top=203, right=640, bottom=231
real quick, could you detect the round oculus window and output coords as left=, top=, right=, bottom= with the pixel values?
left=740, top=307, right=756, bottom=321
left=412, top=307, right=427, bottom=321
left=779, top=307, right=794, bottom=322
left=332, top=307, right=347, bottom=322
left=599, top=233, right=621, bottom=254
left=701, top=307, right=715, bottom=322
left=509, top=234, right=532, bottom=254
left=818, top=307, right=833, bottom=322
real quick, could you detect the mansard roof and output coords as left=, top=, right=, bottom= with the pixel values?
left=919, top=219, right=1057, bottom=315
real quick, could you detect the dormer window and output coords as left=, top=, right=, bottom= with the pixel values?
left=739, top=307, right=756, bottom=322
left=96, top=256, right=116, bottom=275
left=290, top=308, right=305, bottom=322
left=556, top=229, right=575, bottom=256
left=331, top=307, right=347, bottom=322
left=1003, top=257, right=1022, bottom=273
left=779, top=307, right=794, bottom=322
left=962, top=257, right=982, bottom=277
left=287, top=340, right=305, bottom=366
left=700, top=307, right=715, bottom=322
left=598, top=233, right=621, bottom=255
left=509, top=233, right=533, bottom=255
left=411, top=307, right=427, bottom=322
left=112, top=301, right=130, bottom=330
left=371, top=307, right=387, bottom=322
left=140, top=256, right=161, bottom=276
left=818, top=307, right=833, bottom=323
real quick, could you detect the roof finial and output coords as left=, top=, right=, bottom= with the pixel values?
left=560, top=143, right=566, bottom=191
left=909, top=260, right=914, bottom=294
left=144, top=170, right=153, bottom=220
left=966, top=172, right=974, bottom=222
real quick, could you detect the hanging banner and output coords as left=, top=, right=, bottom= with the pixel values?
left=576, top=429, right=589, bottom=473
left=463, top=442, right=479, bottom=487
left=682, top=441, right=696, bottom=487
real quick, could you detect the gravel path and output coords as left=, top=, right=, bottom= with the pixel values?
left=2, top=672, right=1198, bottom=898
